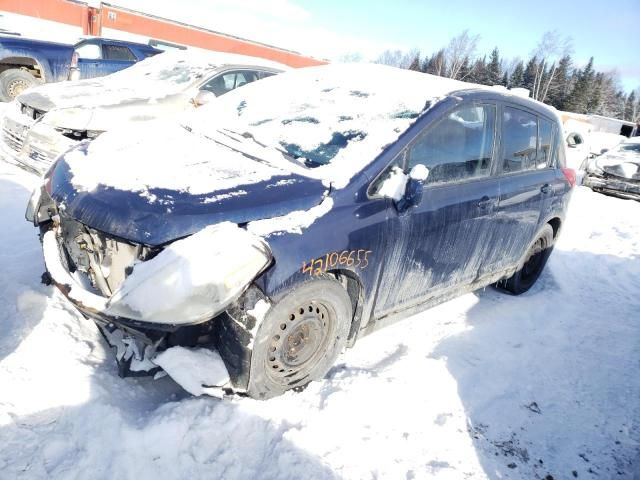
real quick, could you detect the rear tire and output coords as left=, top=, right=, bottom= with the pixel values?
left=0, top=69, right=38, bottom=101
left=496, top=224, right=554, bottom=295
left=246, top=277, right=352, bottom=399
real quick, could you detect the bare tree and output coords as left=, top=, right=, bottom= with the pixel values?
left=444, top=30, right=480, bottom=79
left=374, top=49, right=405, bottom=68
left=337, top=52, right=364, bottom=63
left=531, top=31, right=573, bottom=102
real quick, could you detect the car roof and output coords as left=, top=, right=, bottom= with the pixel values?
left=450, top=88, right=561, bottom=122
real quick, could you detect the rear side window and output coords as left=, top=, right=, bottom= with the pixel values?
left=537, top=118, right=554, bottom=169
left=502, top=107, right=537, bottom=173
left=75, top=42, right=102, bottom=60
left=200, top=70, right=259, bottom=96
left=407, top=104, right=496, bottom=185
left=103, top=45, right=136, bottom=61
left=553, top=126, right=567, bottom=168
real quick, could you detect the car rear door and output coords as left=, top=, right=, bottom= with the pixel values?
left=372, top=102, right=500, bottom=317
left=484, top=104, right=560, bottom=274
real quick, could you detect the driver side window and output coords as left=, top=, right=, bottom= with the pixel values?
left=407, top=104, right=496, bottom=185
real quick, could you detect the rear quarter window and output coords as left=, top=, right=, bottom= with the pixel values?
left=103, top=45, right=136, bottom=61
left=502, top=106, right=538, bottom=173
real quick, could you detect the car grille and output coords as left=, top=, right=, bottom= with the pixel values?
left=1, top=125, right=24, bottom=153
left=20, top=102, right=46, bottom=121
left=25, top=144, right=53, bottom=168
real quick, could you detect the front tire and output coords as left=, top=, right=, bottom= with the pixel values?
left=496, top=224, right=554, bottom=295
left=0, top=69, right=38, bottom=101
left=247, top=277, right=352, bottom=399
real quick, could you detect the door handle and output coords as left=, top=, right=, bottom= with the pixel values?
left=540, top=184, right=551, bottom=194
left=477, top=196, right=494, bottom=209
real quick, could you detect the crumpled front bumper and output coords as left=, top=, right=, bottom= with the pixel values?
left=583, top=172, right=640, bottom=201
left=41, top=226, right=222, bottom=377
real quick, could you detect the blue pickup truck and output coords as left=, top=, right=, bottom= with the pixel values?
left=0, top=36, right=161, bottom=101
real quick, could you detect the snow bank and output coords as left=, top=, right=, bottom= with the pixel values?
left=2, top=159, right=640, bottom=479
left=153, top=347, right=230, bottom=397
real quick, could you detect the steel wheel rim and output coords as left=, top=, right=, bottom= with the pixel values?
left=266, top=300, right=334, bottom=386
left=8, top=79, right=30, bottom=98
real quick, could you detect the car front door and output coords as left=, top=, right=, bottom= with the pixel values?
left=74, top=41, right=103, bottom=79
left=484, top=105, right=559, bottom=274
left=371, top=102, right=500, bottom=318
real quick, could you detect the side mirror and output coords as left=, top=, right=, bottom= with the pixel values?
left=192, top=90, right=217, bottom=107
left=396, top=165, right=429, bottom=214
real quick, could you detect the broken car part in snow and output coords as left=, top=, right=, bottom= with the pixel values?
left=27, top=64, right=573, bottom=399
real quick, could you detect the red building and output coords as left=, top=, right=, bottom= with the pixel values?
left=1, top=0, right=325, bottom=68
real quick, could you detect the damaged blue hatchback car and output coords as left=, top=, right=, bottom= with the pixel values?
left=27, top=64, right=575, bottom=399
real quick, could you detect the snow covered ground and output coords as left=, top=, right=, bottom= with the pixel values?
left=0, top=157, right=639, bottom=479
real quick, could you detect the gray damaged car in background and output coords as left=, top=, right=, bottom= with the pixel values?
left=583, top=137, right=640, bottom=201
left=0, top=49, right=286, bottom=174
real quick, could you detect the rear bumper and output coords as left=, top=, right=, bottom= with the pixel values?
left=583, top=173, right=640, bottom=201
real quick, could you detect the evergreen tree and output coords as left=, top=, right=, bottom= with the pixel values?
left=546, top=55, right=572, bottom=109
left=624, top=90, right=636, bottom=121
left=587, top=72, right=604, bottom=113
left=408, top=53, right=421, bottom=71
left=565, top=57, right=595, bottom=113
left=468, top=56, right=488, bottom=84
left=457, top=56, right=472, bottom=81
left=487, top=47, right=502, bottom=85
left=424, top=49, right=447, bottom=76
left=501, top=71, right=509, bottom=87
left=509, top=61, right=525, bottom=88
left=523, top=56, right=538, bottom=91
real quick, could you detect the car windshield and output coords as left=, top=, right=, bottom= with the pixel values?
left=183, top=63, right=475, bottom=187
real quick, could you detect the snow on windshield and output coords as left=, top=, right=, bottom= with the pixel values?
left=186, top=63, right=477, bottom=188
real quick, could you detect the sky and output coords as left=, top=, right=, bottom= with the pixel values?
left=118, top=0, right=640, bottom=92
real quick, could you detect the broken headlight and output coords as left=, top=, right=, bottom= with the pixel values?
left=104, top=223, right=272, bottom=325
left=56, top=128, right=103, bottom=140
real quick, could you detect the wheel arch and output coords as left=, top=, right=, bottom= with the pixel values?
left=0, top=56, right=46, bottom=80
left=326, top=268, right=365, bottom=347
left=547, top=217, right=562, bottom=239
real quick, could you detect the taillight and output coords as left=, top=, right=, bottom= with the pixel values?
left=562, top=167, right=576, bottom=188
left=71, top=52, right=78, bottom=68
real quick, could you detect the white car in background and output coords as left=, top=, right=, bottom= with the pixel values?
left=0, top=50, right=287, bottom=174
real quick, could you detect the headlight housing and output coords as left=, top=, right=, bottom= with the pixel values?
left=104, top=223, right=272, bottom=325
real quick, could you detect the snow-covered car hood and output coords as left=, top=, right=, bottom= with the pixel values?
left=49, top=122, right=327, bottom=245
left=591, top=138, right=640, bottom=180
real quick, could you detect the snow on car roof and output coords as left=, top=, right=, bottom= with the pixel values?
left=186, top=63, right=484, bottom=188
